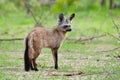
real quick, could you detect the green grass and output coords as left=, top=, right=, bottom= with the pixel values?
left=0, top=40, right=120, bottom=80
left=0, top=8, right=120, bottom=80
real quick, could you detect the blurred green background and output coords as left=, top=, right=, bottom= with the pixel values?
left=0, top=0, right=119, bottom=49
left=0, top=0, right=120, bottom=39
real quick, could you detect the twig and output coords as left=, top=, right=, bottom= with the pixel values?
left=24, top=0, right=39, bottom=24
left=107, top=32, right=120, bottom=41
left=109, top=11, right=120, bottom=37
left=111, top=15, right=119, bottom=33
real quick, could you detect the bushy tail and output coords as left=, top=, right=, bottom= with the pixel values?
left=24, top=38, right=30, bottom=71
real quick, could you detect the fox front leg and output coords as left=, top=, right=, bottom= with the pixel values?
left=52, top=48, right=58, bottom=69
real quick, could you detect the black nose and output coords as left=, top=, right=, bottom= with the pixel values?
left=66, top=29, right=72, bottom=31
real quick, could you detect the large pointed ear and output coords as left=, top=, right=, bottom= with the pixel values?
left=59, top=13, right=64, bottom=22
left=69, top=13, right=75, bottom=21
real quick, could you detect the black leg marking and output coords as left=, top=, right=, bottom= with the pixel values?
left=33, top=59, right=39, bottom=71
left=52, top=48, right=58, bottom=69
left=30, top=59, right=34, bottom=70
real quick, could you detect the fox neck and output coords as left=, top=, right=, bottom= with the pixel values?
left=50, top=28, right=66, bottom=49
left=54, top=28, right=67, bottom=39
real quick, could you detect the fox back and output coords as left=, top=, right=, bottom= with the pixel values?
left=27, top=27, right=65, bottom=49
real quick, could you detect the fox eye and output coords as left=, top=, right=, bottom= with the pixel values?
left=63, top=25, right=70, bottom=29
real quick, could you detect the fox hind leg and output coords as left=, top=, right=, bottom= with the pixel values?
left=32, top=49, right=41, bottom=71
left=33, top=59, right=39, bottom=71
left=29, top=59, right=34, bottom=70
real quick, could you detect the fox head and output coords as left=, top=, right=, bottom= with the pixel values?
left=57, top=13, right=75, bottom=32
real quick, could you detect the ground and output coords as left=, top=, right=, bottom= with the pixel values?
left=0, top=35, right=120, bottom=80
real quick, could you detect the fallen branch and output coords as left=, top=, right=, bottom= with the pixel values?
left=0, top=33, right=119, bottom=42
left=63, top=71, right=84, bottom=76
left=46, top=71, right=85, bottom=76
left=73, top=33, right=120, bottom=43
left=0, top=38, right=24, bottom=41
left=96, top=47, right=120, bottom=53
left=74, top=34, right=106, bottom=43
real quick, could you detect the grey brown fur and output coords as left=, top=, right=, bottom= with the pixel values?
left=24, top=13, right=75, bottom=71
